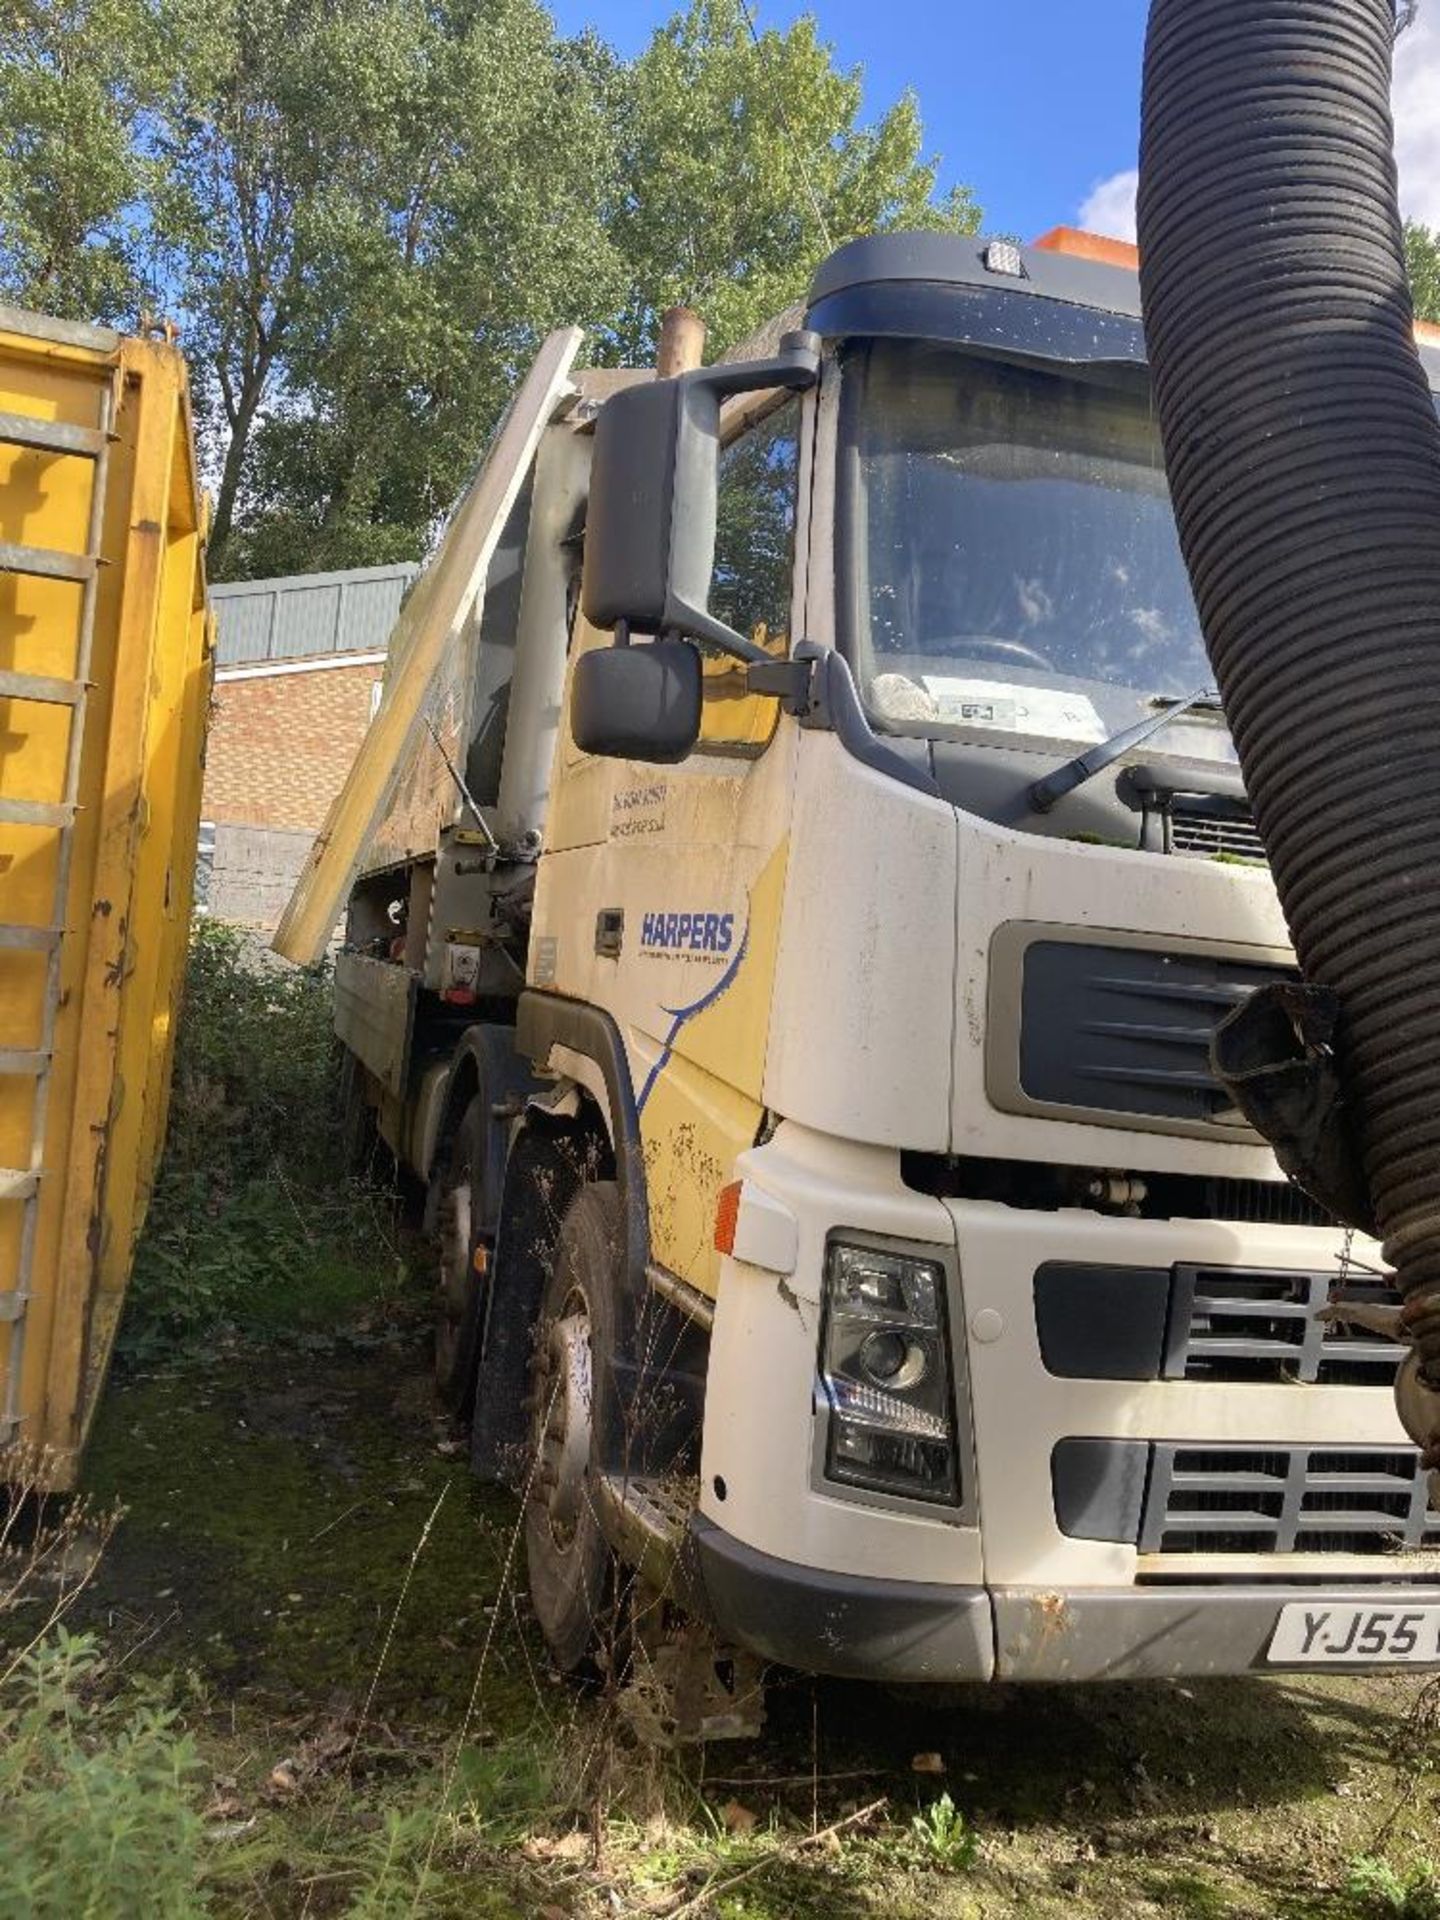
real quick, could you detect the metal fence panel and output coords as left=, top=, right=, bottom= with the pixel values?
left=211, top=562, right=416, bottom=666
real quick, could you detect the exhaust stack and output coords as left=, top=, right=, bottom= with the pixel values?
left=1137, top=0, right=1440, bottom=1452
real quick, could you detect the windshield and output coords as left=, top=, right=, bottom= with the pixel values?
left=841, top=339, right=1235, bottom=763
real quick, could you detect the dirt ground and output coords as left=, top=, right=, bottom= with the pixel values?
left=47, top=1293, right=1440, bottom=1919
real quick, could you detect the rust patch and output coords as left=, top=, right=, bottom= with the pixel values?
left=1032, top=1590, right=1071, bottom=1649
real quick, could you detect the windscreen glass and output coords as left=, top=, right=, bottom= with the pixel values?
left=842, top=340, right=1235, bottom=761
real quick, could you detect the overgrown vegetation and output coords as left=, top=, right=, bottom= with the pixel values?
left=0, top=1449, right=203, bottom=1916
left=123, top=921, right=403, bottom=1358
left=0, top=1632, right=207, bottom=1917
left=1345, top=1855, right=1440, bottom=1920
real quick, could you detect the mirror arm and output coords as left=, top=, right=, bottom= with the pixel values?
left=619, top=610, right=771, bottom=666
left=686, top=329, right=822, bottom=403
left=672, top=607, right=775, bottom=665
left=746, top=655, right=815, bottom=716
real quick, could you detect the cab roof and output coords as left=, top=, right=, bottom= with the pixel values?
left=807, top=226, right=1440, bottom=389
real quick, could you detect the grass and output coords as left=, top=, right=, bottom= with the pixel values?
left=53, top=1266, right=1440, bottom=1918
left=68, top=1390, right=1440, bottom=1910
left=7, top=922, right=1440, bottom=1915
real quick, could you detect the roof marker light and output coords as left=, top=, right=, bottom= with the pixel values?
left=982, top=240, right=1025, bottom=278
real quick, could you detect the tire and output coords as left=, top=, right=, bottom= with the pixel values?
left=338, top=1050, right=381, bottom=1176
left=524, top=1180, right=624, bottom=1674
left=433, top=1095, right=488, bottom=1411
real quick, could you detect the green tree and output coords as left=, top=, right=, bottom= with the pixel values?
left=0, top=0, right=158, bottom=322
left=1405, top=220, right=1440, bottom=325
left=234, top=0, right=980, bottom=575
left=603, top=0, right=979, bottom=363
left=148, top=0, right=411, bottom=567
left=218, top=0, right=621, bottom=579
left=5, top=0, right=977, bottom=576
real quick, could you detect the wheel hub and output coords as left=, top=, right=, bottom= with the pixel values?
left=533, top=1302, right=593, bottom=1550
left=437, top=1180, right=474, bottom=1323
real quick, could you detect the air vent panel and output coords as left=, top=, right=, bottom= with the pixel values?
left=1142, top=1443, right=1440, bottom=1556
left=1171, top=803, right=1268, bottom=863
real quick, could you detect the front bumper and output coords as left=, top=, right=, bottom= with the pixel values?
left=694, top=1516, right=1440, bottom=1681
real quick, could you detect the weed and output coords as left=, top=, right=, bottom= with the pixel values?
left=908, top=1791, right=978, bottom=1872
left=452, top=1735, right=560, bottom=1845
left=0, top=1629, right=206, bottom=1918
left=1345, top=1854, right=1440, bottom=1920
left=165, top=920, right=338, bottom=1180
left=0, top=1446, right=201, bottom=1916
left=123, top=922, right=405, bottom=1359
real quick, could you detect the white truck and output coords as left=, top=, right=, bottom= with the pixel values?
left=278, top=224, right=1440, bottom=1717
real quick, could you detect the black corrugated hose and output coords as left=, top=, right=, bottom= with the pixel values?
left=1137, top=0, right=1440, bottom=1443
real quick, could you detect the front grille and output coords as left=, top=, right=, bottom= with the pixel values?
left=1141, top=1443, right=1440, bottom=1555
left=1173, top=1266, right=1402, bottom=1386
left=1035, top=1260, right=1401, bottom=1385
left=1198, top=1175, right=1331, bottom=1229
left=1171, top=803, right=1267, bottom=863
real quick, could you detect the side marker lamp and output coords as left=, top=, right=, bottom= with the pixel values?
left=714, top=1180, right=743, bottom=1256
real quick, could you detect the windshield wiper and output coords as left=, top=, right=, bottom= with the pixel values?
left=1028, top=686, right=1222, bottom=814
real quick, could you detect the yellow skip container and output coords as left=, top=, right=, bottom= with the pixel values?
left=0, top=305, right=211, bottom=1487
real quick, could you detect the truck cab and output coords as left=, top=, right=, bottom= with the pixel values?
left=307, top=228, right=1440, bottom=1694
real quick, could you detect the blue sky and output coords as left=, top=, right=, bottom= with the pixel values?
left=548, top=0, right=1153, bottom=241
left=550, top=0, right=1440, bottom=242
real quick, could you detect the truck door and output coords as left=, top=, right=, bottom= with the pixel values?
left=535, top=393, right=808, bottom=1298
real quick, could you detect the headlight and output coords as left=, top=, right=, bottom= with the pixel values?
left=819, top=1240, right=960, bottom=1505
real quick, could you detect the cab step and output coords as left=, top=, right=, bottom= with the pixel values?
left=596, top=1471, right=706, bottom=1615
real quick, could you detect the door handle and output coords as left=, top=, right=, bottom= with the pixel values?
left=595, top=908, right=624, bottom=958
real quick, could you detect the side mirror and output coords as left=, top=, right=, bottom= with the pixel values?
left=581, top=330, right=820, bottom=666
left=570, top=637, right=702, bottom=764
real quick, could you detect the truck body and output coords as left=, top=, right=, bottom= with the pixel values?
left=0, top=307, right=211, bottom=1487
left=282, top=227, right=1440, bottom=1689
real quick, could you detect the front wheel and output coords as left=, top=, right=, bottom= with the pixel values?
left=524, top=1181, right=623, bottom=1673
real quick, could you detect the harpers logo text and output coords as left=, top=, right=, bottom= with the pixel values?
left=639, top=910, right=735, bottom=955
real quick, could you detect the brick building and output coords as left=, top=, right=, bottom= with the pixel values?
left=200, top=563, right=415, bottom=928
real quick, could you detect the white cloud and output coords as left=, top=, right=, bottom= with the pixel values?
left=1078, top=168, right=1137, bottom=243
left=1394, top=11, right=1440, bottom=228
left=1073, top=23, right=1440, bottom=241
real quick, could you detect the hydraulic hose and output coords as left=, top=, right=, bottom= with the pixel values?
left=1137, top=0, right=1440, bottom=1445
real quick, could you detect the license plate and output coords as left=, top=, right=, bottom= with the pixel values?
left=1267, top=1602, right=1440, bottom=1665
